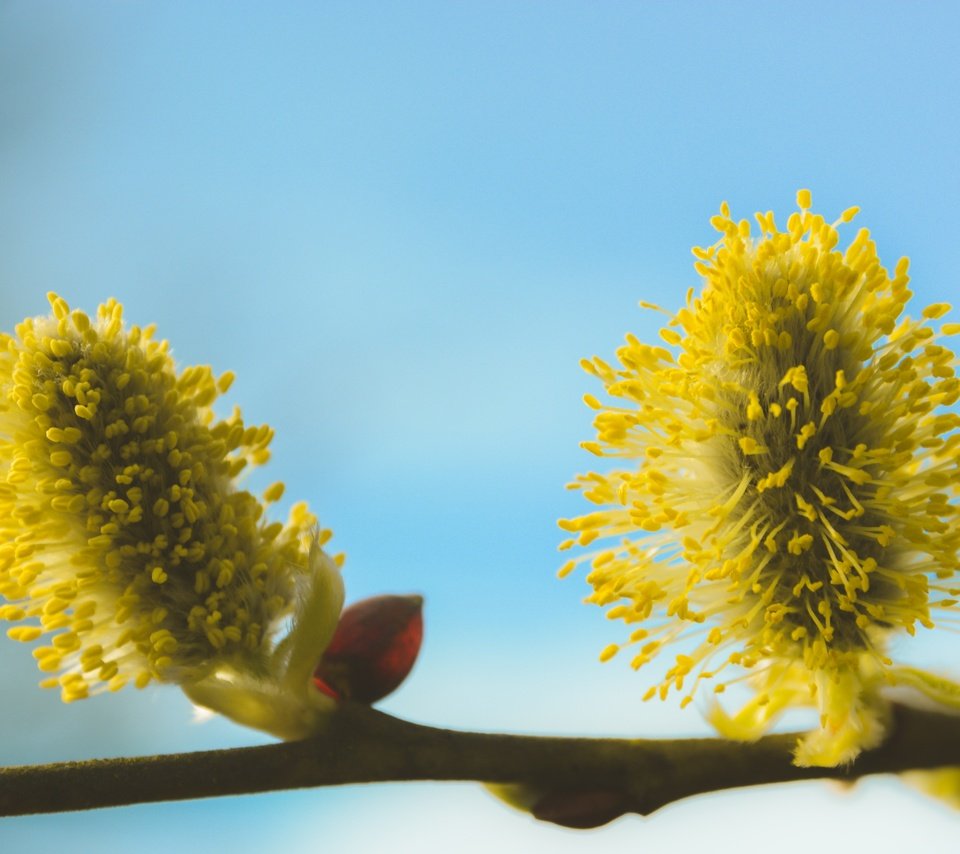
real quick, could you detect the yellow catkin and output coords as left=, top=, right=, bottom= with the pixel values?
left=0, top=295, right=341, bottom=702
left=561, top=192, right=960, bottom=767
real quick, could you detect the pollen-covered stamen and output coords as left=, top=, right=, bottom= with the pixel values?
left=562, top=190, right=960, bottom=765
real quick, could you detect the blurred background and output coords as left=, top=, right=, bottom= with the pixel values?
left=2, top=1, right=959, bottom=851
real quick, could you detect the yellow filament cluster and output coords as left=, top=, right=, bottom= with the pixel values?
left=0, top=294, right=339, bottom=702
left=561, top=191, right=960, bottom=764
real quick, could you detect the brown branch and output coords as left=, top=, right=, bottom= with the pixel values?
left=1, top=703, right=958, bottom=822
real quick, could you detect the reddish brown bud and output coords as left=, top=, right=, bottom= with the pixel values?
left=313, top=594, right=423, bottom=703
left=531, top=788, right=629, bottom=829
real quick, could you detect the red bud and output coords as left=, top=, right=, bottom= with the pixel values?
left=313, top=594, right=423, bottom=704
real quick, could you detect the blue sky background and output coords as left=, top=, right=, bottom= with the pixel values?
left=1, top=2, right=959, bottom=851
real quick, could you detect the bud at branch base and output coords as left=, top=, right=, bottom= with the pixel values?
left=313, top=594, right=424, bottom=703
